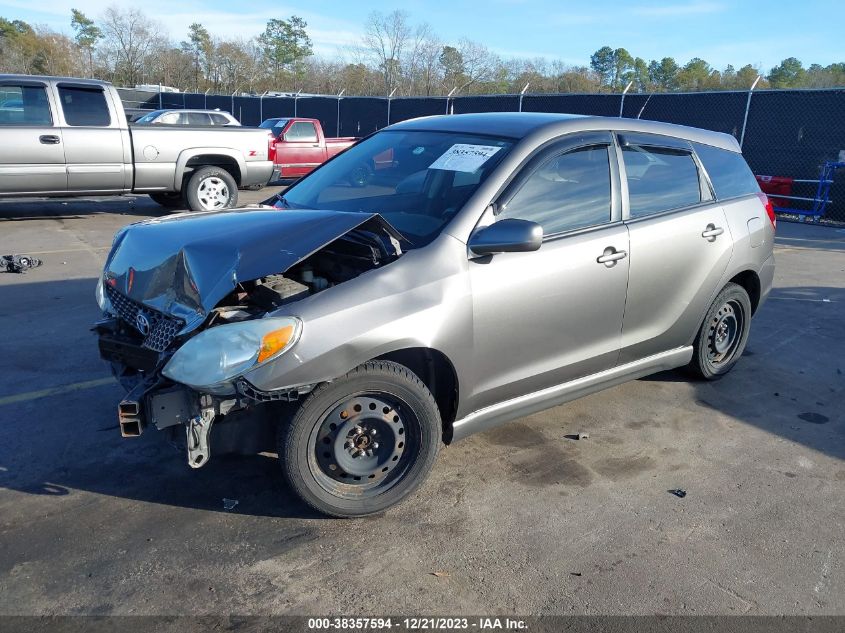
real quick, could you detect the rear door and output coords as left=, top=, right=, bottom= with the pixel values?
left=617, top=132, right=733, bottom=364
left=56, top=83, right=128, bottom=192
left=280, top=121, right=325, bottom=177
left=0, top=80, right=66, bottom=193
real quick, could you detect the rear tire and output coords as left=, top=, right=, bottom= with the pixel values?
left=688, top=282, right=752, bottom=380
left=279, top=361, right=441, bottom=518
left=149, top=193, right=184, bottom=209
left=185, top=166, right=238, bottom=212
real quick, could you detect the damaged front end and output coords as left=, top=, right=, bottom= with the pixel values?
left=94, top=208, right=405, bottom=467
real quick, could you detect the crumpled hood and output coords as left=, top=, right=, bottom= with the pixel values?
left=104, top=208, right=401, bottom=331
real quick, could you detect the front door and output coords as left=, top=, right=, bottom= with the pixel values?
left=467, top=134, right=630, bottom=412
left=0, top=81, right=66, bottom=194
left=616, top=133, right=734, bottom=364
left=281, top=120, right=325, bottom=177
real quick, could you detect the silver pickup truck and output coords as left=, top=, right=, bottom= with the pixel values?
left=0, top=75, right=274, bottom=211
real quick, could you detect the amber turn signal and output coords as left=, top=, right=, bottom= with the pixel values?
left=257, top=325, right=295, bottom=363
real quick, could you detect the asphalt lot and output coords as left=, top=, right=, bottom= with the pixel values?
left=0, top=191, right=843, bottom=617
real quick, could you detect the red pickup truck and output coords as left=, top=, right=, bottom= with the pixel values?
left=261, top=117, right=358, bottom=180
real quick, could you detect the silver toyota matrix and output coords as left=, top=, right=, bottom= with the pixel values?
left=95, top=113, right=775, bottom=517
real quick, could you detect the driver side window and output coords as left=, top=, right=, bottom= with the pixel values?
left=498, top=145, right=612, bottom=236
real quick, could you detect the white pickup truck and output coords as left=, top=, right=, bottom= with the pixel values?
left=0, top=75, right=274, bottom=211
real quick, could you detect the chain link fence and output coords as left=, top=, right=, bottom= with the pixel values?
left=116, top=86, right=845, bottom=224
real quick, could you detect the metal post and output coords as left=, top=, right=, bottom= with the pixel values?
left=387, top=88, right=397, bottom=126
left=447, top=87, right=457, bottom=115
left=158, top=84, right=163, bottom=109
left=259, top=91, right=267, bottom=122
left=204, top=89, right=209, bottom=109
left=336, top=89, right=345, bottom=137
left=739, top=75, right=762, bottom=149
left=294, top=90, right=301, bottom=117
left=231, top=91, right=236, bottom=117
left=619, top=81, right=633, bottom=118
left=519, top=83, right=530, bottom=112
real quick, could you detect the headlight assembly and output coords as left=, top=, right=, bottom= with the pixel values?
left=162, top=317, right=302, bottom=391
left=95, top=276, right=113, bottom=314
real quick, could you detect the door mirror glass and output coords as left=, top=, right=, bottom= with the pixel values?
left=468, top=219, right=543, bottom=256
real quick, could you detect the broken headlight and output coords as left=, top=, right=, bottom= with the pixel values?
left=95, top=276, right=113, bottom=314
left=162, top=316, right=302, bottom=392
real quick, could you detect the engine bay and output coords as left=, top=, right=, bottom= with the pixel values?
left=208, top=226, right=403, bottom=326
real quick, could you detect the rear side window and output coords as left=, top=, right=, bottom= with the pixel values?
left=0, top=85, right=52, bottom=126
left=499, top=145, right=613, bottom=235
left=184, top=112, right=212, bottom=125
left=622, top=144, right=702, bottom=218
left=693, top=142, right=760, bottom=200
left=210, top=113, right=231, bottom=125
left=58, top=86, right=111, bottom=126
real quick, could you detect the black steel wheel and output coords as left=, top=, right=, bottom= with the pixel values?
left=688, top=282, right=752, bottom=380
left=280, top=361, right=441, bottom=517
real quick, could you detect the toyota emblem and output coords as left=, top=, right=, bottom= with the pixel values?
left=135, top=312, right=151, bottom=336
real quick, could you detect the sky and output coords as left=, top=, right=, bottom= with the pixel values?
left=1, top=0, right=840, bottom=72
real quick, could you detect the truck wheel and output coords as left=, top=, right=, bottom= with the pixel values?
left=149, top=193, right=184, bottom=209
left=280, top=361, right=441, bottom=518
left=687, top=282, right=752, bottom=380
left=185, top=166, right=238, bottom=212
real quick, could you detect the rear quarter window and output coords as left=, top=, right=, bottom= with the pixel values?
left=693, top=142, right=760, bottom=200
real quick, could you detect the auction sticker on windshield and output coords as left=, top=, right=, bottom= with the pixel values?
left=429, top=144, right=502, bottom=173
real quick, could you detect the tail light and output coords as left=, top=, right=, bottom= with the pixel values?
left=757, top=192, right=776, bottom=230
left=267, top=132, right=277, bottom=164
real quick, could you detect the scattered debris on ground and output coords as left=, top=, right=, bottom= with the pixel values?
left=430, top=571, right=450, bottom=578
left=222, top=498, right=239, bottom=511
left=669, top=489, right=687, bottom=498
left=565, top=432, right=590, bottom=440
left=2, top=254, right=43, bottom=273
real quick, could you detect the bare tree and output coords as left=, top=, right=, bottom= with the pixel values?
left=453, top=39, right=498, bottom=94
left=362, top=10, right=410, bottom=95
left=99, top=6, right=163, bottom=86
left=402, top=22, right=441, bottom=96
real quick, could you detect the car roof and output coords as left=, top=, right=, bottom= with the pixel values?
left=153, top=109, right=233, bottom=115
left=389, top=112, right=740, bottom=152
left=0, top=74, right=111, bottom=87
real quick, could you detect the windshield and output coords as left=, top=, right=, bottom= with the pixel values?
left=260, top=118, right=289, bottom=137
left=278, top=130, right=513, bottom=246
left=135, top=110, right=164, bottom=123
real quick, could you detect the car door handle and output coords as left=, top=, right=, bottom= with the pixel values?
left=701, top=224, right=724, bottom=240
left=39, top=135, right=61, bottom=145
left=597, top=247, right=627, bottom=266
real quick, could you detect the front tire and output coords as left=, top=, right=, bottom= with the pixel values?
left=688, top=282, right=752, bottom=380
left=280, top=361, right=442, bottom=518
left=185, top=166, right=238, bottom=212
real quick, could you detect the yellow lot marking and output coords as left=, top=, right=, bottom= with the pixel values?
left=0, top=377, right=115, bottom=407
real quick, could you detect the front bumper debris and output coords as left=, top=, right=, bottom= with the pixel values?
left=186, top=405, right=215, bottom=469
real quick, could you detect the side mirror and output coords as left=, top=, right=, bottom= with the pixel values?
left=468, top=219, right=543, bottom=256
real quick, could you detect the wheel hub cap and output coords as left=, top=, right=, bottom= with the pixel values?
left=314, top=396, right=408, bottom=486
left=707, top=300, right=743, bottom=363
left=197, top=177, right=229, bottom=210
